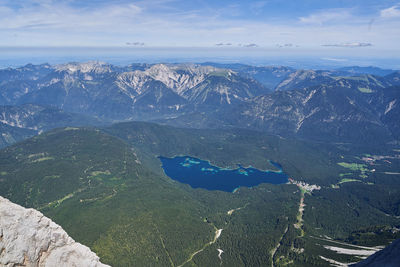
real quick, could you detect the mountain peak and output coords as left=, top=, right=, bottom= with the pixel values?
left=275, top=69, right=335, bottom=91
left=143, top=64, right=217, bottom=95
left=55, top=61, right=112, bottom=74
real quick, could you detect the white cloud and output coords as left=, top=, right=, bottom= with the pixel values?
left=250, top=1, right=269, bottom=14
left=0, top=2, right=142, bottom=31
left=299, top=9, right=352, bottom=25
left=126, top=42, right=145, bottom=46
left=321, top=57, right=348, bottom=62
left=0, top=0, right=398, bottom=52
left=277, top=43, right=294, bottom=48
left=380, top=4, right=400, bottom=18
left=239, top=43, right=259, bottom=48
left=322, top=42, right=373, bottom=48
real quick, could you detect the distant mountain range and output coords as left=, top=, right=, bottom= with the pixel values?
left=0, top=61, right=399, bottom=145
left=335, top=66, right=396, bottom=76
left=215, top=77, right=400, bottom=143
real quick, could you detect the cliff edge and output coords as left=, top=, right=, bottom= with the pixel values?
left=0, top=196, right=110, bottom=267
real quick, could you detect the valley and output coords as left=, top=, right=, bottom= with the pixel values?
left=2, top=0, right=400, bottom=265
left=0, top=62, right=399, bottom=266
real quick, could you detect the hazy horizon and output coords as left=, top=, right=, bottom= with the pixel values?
left=1, top=46, right=399, bottom=70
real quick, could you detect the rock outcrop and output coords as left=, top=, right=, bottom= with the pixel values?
left=351, top=238, right=400, bottom=267
left=0, top=196, right=110, bottom=267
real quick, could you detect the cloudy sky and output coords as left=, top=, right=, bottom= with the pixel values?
left=0, top=0, right=399, bottom=58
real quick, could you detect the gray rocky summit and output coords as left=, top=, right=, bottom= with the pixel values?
left=0, top=196, right=109, bottom=267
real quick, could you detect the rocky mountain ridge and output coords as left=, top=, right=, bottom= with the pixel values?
left=0, top=62, right=269, bottom=120
left=226, top=83, right=397, bottom=143
left=0, top=62, right=399, bottom=144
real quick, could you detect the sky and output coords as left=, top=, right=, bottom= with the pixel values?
left=0, top=0, right=400, bottom=66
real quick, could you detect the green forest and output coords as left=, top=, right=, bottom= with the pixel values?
left=0, top=122, right=399, bottom=266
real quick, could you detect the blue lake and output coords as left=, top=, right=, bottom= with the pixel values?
left=159, top=156, right=288, bottom=192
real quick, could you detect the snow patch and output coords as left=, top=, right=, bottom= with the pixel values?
left=319, top=256, right=355, bottom=267
left=385, top=99, right=397, bottom=115
left=217, top=248, right=223, bottom=261
left=303, top=89, right=316, bottom=105
left=323, top=245, right=377, bottom=256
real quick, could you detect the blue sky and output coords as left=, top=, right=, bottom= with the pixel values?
left=0, top=0, right=399, bottom=57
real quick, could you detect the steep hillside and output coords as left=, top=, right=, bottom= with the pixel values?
left=0, top=122, right=36, bottom=148
left=335, top=66, right=396, bottom=76
left=183, top=71, right=267, bottom=107
left=190, top=84, right=400, bottom=144
left=275, top=70, right=336, bottom=91
left=352, top=238, right=400, bottom=267
left=200, top=62, right=295, bottom=89
left=0, top=63, right=53, bottom=85
left=0, top=104, right=103, bottom=147
left=144, top=63, right=218, bottom=95
left=385, top=71, right=400, bottom=86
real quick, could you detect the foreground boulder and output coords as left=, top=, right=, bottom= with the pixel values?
left=0, top=196, right=109, bottom=267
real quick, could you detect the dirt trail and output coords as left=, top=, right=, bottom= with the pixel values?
left=177, top=227, right=223, bottom=267
left=270, top=226, right=289, bottom=267
left=227, top=203, right=249, bottom=216
left=271, top=188, right=305, bottom=267
left=294, top=191, right=305, bottom=236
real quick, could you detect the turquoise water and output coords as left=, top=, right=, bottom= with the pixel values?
left=159, top=156, right=288, bottom=192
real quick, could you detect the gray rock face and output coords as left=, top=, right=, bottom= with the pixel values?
left=0, top=196, right=110, bottom=267
left=351, top=238, right=400, bottom=267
